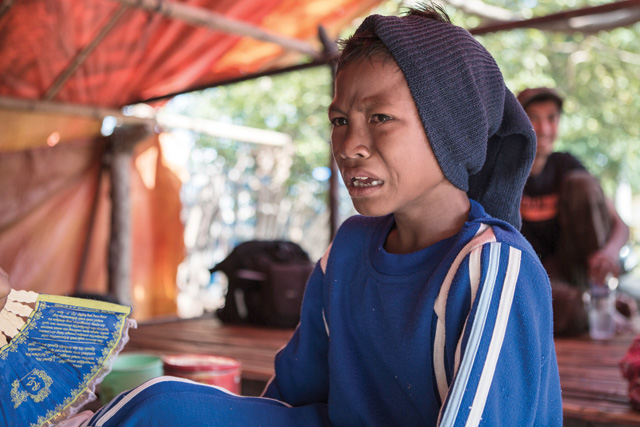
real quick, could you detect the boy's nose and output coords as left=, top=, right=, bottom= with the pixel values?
left=335, top=128, right=371, bottom=160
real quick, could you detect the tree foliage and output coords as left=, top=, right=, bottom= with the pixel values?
left=169, top=0, right=639, bottom=209
left=168, top=66, right=334, bottom=204
left=448, top=0, right=640, bottom=196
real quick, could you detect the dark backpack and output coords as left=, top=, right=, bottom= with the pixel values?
left=209, top=240, right=314, bottom=328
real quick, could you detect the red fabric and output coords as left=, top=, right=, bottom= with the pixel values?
left=0, top=0, right=385, bottom=108
left=0, top=139, right=107, bottom=296
left=621, top=335, right=640, bottom=411
left=0, top=134, right=183, bottom=321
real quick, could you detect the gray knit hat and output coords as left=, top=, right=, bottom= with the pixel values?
left=355, top=13, right=536, bottom=229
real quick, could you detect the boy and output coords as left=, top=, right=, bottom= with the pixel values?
left=74, top=5, right=562, bottom=426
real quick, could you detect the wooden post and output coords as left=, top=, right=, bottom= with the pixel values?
left=318, top=26, right=340, bottom=239
left=106, top=123, right=152, bottom=307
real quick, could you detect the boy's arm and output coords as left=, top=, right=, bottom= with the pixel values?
left=262, top=261, right=330, bottom=405
left=439, top=243, right=562, bottom=426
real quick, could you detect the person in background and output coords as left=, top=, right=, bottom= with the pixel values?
left=517, top=87, right=632, bottom=336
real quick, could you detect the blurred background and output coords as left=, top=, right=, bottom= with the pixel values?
left=1, top=0, right=638, bottom=320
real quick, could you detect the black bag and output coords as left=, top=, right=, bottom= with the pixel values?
left=210, top=240, right=314, bottom=328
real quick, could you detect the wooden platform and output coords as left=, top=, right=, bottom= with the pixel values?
left=123, top=315, right=640, bottom=425
left=124, top=316, right=293, bottom=395
left=556, top=331, right=640, bottom=427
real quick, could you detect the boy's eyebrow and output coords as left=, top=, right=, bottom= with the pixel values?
left=328, top=94, right=395, bottom=115
left=360, top=95, right=391, bottom=109
left=328, top=104, right=344, bottom=115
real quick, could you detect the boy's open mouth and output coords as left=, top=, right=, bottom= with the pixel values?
left=351, top=176, right=384, bottom=187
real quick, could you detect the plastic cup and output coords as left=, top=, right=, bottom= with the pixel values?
left=99, top=353, right=164, bottom=404
left=588, top=284, right=615, bottom=340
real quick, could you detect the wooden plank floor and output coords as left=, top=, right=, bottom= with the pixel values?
left=124, top=316, right=293, bottom=384
left=555, top=330, right=640, bottom=426
left=124, top=315, right=640, bottom=425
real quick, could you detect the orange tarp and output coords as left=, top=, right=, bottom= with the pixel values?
left=0, top=0, right=385, bottom=108
left=0, top=114, right=183, bottom=320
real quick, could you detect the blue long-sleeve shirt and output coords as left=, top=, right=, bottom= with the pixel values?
left=264, top=200, right=562, bottom=426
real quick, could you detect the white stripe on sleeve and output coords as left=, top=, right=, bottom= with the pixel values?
left=464, top=247, right=520, bottom=427
left=439, top=243, right=501, bottom=427
left=433, top=224, right=496, bottom=403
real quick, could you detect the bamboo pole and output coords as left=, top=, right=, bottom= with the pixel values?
left=0, top=96, right=153, bottom=125
left=110, top=0, right=320, bottom=58
left=0, top=96, right=292, bottom=146
left=44, top=4, right=129, bottom=101
left=470, top=0, right=640, bottom=35
left=156, top=111, right=291, bottom=146
left=136, top=58, right=327, bottom=105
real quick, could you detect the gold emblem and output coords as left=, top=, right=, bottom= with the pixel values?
left=11, top=369, right=53, bottom=408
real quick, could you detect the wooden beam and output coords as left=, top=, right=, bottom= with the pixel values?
left=156, top=112, right=291, bottom=146
left=440, top=0, right=522, bottom=22
left=135, top=58, right=328, bottom=105
left=44, top=4, right=129, bottom=101
left=470, top=0, right=640, bottom=35
left=0, top=96, right=292, bottom=147
left=0, top=96, right=153, bottom=125
left=110, top=0, right=320, bottom=58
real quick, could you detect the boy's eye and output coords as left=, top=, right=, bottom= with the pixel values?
left=331, top=117, right=348, bottom=127
left=370, top=114, right=391, bottom=124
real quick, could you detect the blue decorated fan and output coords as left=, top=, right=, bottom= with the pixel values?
left=0, top=290, right=135, bottom=427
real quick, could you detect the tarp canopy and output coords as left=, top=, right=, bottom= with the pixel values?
left=0, top=0, right=387, bottom=319
left=3, top=0, right=640, bottom=111
left=0, top=0, right=384, bottom=111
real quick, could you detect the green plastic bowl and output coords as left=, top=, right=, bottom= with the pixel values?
left=99, top=353, right=164, bottom=404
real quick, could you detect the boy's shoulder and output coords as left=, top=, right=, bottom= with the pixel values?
left=468, top=201, right=538, bottom=259
left=489, top=222, right=537, bottom=256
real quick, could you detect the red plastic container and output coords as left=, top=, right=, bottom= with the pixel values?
left=162, top=354, right=242, bottom=394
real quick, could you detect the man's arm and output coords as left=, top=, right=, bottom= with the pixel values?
left=588, top=198, right=630, bottom=285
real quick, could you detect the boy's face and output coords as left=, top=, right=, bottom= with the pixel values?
left=329, top=56, right=448, bottom=218
left=524, top=100, right=561, bottom=165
